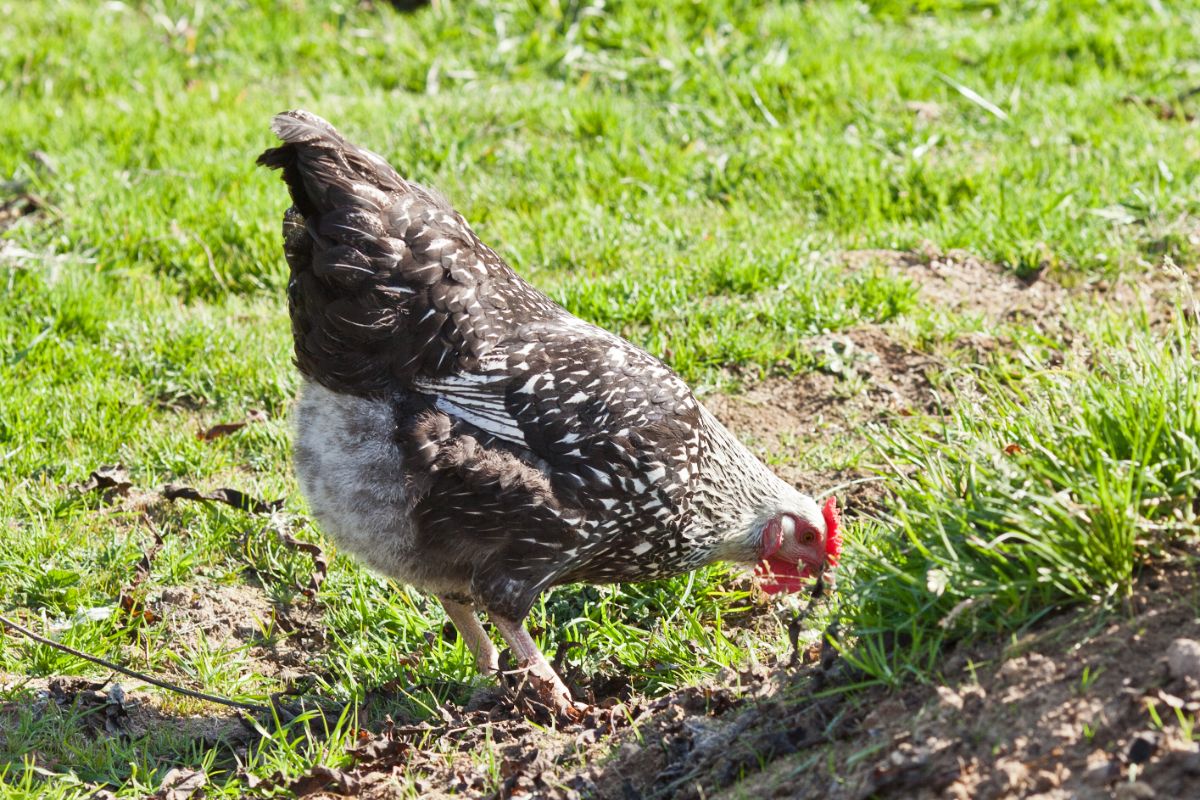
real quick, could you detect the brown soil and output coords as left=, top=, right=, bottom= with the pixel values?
left=0, top=674, right=250, bottom=756
left=152, top=579, right=327, bottom=683
left=308, top=544, right=1197, bottom=800
left=706, top=549, right=1200, bottom=800
left=10, top=551, right=1196, bottom=800
left=707, top=327, right=941, bottom=444
left=1093, top=263, right=1200, bottom=328
left=843, top=247, right=1070, bottom=323
left=705, top=325, right=942, bottom=515
left=843, top=246, right=1199, bottom=331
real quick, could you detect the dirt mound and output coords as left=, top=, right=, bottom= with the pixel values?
left=687, top=549, right=1200, bottom=800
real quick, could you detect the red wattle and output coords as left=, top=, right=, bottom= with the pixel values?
left=754, top=557, right=809, bottom=595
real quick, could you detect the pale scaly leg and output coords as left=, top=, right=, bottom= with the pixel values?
left=488, top=612, right=574, bottom=714
left=439, top=596, right=499, bottom=674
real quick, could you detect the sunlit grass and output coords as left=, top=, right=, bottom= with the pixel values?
left=839, top=308, right=1200, bottom=682
left=2, top=0, right=1199, bottom=796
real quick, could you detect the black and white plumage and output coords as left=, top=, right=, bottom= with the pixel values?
left=259, top=111, right=837, bottom=713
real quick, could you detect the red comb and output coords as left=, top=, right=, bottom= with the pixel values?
left=822, top=496, right=842, bottom=567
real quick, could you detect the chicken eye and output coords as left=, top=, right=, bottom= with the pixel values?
left=801, top=530, right=816, bottom=544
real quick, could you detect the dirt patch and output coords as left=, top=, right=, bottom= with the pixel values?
left=705, top=326, right=940, bottom=512
left=709, top=327, right=940, bottom=439
left=1093, top=262, right=1200, bottom=328
left=698, top=547, right=1200, bottom=800
left=289, top=701, right=607, bottom=800
left=845, top=246, right=1200, bottom=331
left=156, top=582, right=276, bottom=648
left=0, top=674, right=251, bottom=756
left=843, top=247, right=1069, bottom=323
left=709, top=327, right=939, bottom=438
left=286, top=545, right=1196, bottom=800
left=15, top=546, right=1196, bottom=800
left=152, top=580, right=326, bottom=683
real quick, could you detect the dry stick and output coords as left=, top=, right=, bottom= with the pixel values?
left=788, top=572, right=828, bottom=669
left=0, top=613, right=271, bottom=715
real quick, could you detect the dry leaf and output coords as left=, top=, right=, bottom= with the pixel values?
left=197, top=409, right=268, bottom=441
left=155, top=769, right=206, bottom=800
left=76, top=465, right=132, bottom=497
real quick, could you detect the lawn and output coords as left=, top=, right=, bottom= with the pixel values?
left=1, top=1, right=1198, bottom=797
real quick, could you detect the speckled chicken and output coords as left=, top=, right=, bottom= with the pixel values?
left=258, top=110, right=841, bottom=713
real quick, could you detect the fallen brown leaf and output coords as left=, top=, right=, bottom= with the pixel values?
left=75, top=465, right=132, bottom=497
left=120, top=514, right=165, bottom=625
left=197, top=409, right=268, bottom=441
left=347, top=716, right=412, bottom=768
left=288, top=765, right=360, bottom=797
left=197, top=421, right=246, bottom=441
left=153, top=767, right=207, bottom=800
left=279, top=529, right=329, bottom=598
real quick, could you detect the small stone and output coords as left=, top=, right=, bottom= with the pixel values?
left=1127, top=732, right=1160, bottom=765
left=1084, top=758, right=1119, bottom=786
left=936, top=685, right=963, bottom=711
left=998, top=656, right=1028, bottom=682
left=994, top=758, right=1029, bottom=791
left=1167, top=639, right=1200, bottom=682
left=1114, top=781, right=1156, bottom=800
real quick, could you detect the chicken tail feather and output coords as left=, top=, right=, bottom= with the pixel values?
left=257, top=109, right=405, bottom=218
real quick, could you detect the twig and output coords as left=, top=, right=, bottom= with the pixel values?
left=816, top=476, right=886, bottom=501
left=162, top=484, right=283, bottom=515
left=788, top=573, right=827, bottom=668
left=0, top=613, right=270, bottom=714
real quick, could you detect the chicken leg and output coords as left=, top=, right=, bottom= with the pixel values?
left=439, top=597, right=499, bottom=674
left=441, top=597, right=578, bottom=718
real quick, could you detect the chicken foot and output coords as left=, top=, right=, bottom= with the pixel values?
left=489, top=612, right=582, bottom=720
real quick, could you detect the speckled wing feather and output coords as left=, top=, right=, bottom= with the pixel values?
left=260, top=111, right=708, bottom=618
left=411, top=324, right=707, bottom=589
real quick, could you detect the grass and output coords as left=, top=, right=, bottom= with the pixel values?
left=1, top=0, right=1199, bottom=796
left=840, top=308, right=1200, bottom=681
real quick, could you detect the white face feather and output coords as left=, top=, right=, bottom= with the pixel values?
left=780, top=515, right=796, bottom=539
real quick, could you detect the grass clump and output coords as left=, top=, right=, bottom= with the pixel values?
left=843, top=310, right=1200, bottom=682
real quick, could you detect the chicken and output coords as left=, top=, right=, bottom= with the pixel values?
left=257, top=110, right=841, bottom=715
